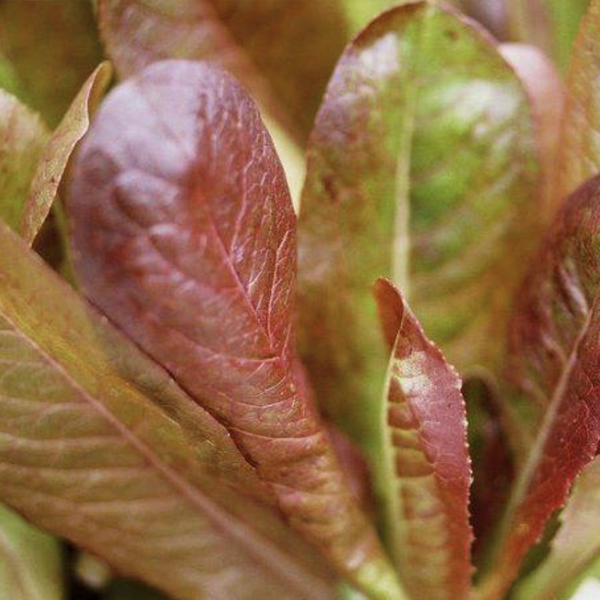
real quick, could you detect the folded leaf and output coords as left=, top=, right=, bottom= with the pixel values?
left=297, top=0, right=541, bottom=455
left=557, top=0, right=600, bottom=202
left=97, top=0, right=307, bottom=205
left=0, top=216, right=339, bottom=600
left=374, top=279, right=472, bottom=600
left=0, top=0, right=103, bottom=127
left=22, top=62, right=112, bottom=246
left=514, top=456, right=600, bottom=600
left=0, top=90, right=49, bottom=231
left=0, top=503, right=63, bottom=600
left=453, top=0, right=509, bottom=40
left=477, top=174, right=600, bottom=599
left=68, top=59, right=403, bottom=600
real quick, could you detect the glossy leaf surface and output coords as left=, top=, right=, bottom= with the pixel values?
left=0, top=218, right=338, bottom=600
left=0, top=90, right=49, bottom=232
left=514, top=457, right=600, bottom=600
left=557, top=0, right=600, bottom=202
left=478, top=174, right=600, bottom=599
left=297, top=1, right=540, bottom=454
left=69, top=59, right=402, bottom=600
left=0, top=0, right=103, bottom=127
left=374, top=279, right=472, bottom=600
left=22, top=62, right=112, bottom=245
left=0, top=503, right=63, bottom=600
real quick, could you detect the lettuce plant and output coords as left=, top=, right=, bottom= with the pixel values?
left=1, top=1, right=600, bottom=600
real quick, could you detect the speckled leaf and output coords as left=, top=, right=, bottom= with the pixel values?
left=297, top=1, right=541, bottom=455
left=557, top=0, right=600, bottom=203
left=514, top=456, right=600, bottom=600
left=476, top=174, right=600, bottom=600
left=0, top=90, right=49, bottom=231
left=68, top=60, right=403, bottom=600
left=0, top=217, right=338, bottom=600
left=97, top=0, right=308, bottom=205
left=21, top=62, right=112, bottom=246
left=0, top=503, right=63, bottom=600
left=374, top=279, right=472, bottom=600
left=0, top=0, right=103, bottom=127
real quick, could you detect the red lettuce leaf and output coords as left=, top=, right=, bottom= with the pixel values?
left=373, top=279, right=473, bottom=600
left=68, top=59, right=402, bottom=600
left=477, top=174, right=600, bottom=599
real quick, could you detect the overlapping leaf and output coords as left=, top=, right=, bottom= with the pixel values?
left=22, top=62, right=112, bottom=245
left=97, top=0, right=310, bottom=204
left=68, top=59, right=402, bottom=600
left=514, top=456, right=600, bottom=600
left=0, top=503, right=63, bottom=600
left=557, top=0, right=600, bottom=202
left=0, top=90, right=49, bottom=232
left=0, top=216, right=338, bottom=600
left=374, top=279, right=472, bottom=600
left=297, top=1, right=541, bottom=455
left=477, top=174, right=600, bottom=600
left=0, top=0, right=103, bottom=127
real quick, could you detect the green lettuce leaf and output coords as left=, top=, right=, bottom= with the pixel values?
left=21, top=62, right=112, bottom=245
left=297, top=0, right=541, bottom=456
left=0, top=215, right=339, bottom=600
left=0, top=0, right=103, bottom=127
left=0, top=503, right=63, bottom=600
left=0, top=90, right=48, bottom=232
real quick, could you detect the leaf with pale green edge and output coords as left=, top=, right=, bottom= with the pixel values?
left=96, top=0, right=312, bottom=206
left=556, top=0, right=600, bottom=203
left=0, top=218, right=341, bottom=600
left=21, top=62, right=112, bottom=246
left=0, top=0, right=103, bottom=128
left=373, top=279, right=473, bottom=600
left=297, top=1, right=541, bottom=457
left=0, top=90, right=49, bottom=232
left=0, top=503, right=63, bottom=600
left=475, top=174, right=600, bottom=600
left=514, top=456, right=600, bottom=600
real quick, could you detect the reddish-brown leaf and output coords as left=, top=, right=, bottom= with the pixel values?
left=373, top=279, right=473, bottom=600
left=477, top=174, right=600, bottom=599
left=69, top=59, right=402, bottom=600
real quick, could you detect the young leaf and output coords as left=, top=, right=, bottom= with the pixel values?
left=0, top=503, right=63, bottom=600
left=514, top=456, right=600, bottom=600
left=0, top=217, right=338, bottom=600
left=297, top=1, right=541, bottom=454
left=557, top=0, right=600, bottom=203
left=97, top=0, right=307, bottom=205
left=68, top=59, right=403, bottom=600
left=0, top=0, right=103, bottom=127
left=0, top=90, right=49, bottom=232
left=373, top=279, right=473, bottom=600
left=477, top=174, right=600, bottom=599
left=21, top=62, right=112, bottom=246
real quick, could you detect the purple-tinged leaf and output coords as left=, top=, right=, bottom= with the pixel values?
left=69, top=59, right=403, bottom=600
left=477, top=174, right=600, bottom=599
left=374, top=279, right=473, bottom=600
left=21, top=62, right=112, bottom=246
left=514, top=456, right=600, bottom=600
